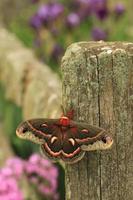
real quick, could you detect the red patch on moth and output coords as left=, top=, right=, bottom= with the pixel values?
left=81, top=129, right=89, bottom=133
left=59, top=116, right=70, bottom=126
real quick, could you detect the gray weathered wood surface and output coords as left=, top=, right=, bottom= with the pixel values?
left=62, top=41, right=133, bottom=200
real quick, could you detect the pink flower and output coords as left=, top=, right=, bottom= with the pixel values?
left=0, top=174, right=23, bottom=200
left=6, top=157, right=24, bottom=178
left=0, top=153, right=59, bottom=199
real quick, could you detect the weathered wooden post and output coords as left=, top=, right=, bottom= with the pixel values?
left=62, top=41, right=133, bottom=200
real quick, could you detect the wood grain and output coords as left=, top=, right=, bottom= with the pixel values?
left=62, top=41, right=133, bottom=200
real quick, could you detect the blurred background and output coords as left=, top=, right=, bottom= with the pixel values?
left=0, top=0, right=132, bottom=199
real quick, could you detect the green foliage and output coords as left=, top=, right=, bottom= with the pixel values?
left=0, top=85, right=37, bottom=159
left=10, top=21, right=34, bottom=48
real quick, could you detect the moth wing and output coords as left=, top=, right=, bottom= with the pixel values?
left=71, top=121, right=106, bottom=143
left=40, top=144, right=85, bottom=164
left=16, top=118, right=59, bottom=144
left=40, top=122, right=86, bottom=163
left=70, top=121, right=113, bottom=151
left=40, top=144, right=60, bottom=163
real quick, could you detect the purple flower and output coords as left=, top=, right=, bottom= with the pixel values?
left=37, top=3, right=64, bottom=24
left=90, top=0, right=108, bottom=20
left=95, top=6, right=108, bottom=20
left=37, top=4, right=50, bottom=20
left=50, top=3, right=64, bottom=18
left=66, top=13, right=80, bottom=29
left=91, top=27, right=107, bottom=41
left=29, top=14, right=42, bottom=29
left=114, top=3, right=125, bottom=16
left=51, top=44, right=64, bottom=62
left=73, top=0, right=91, bottom=19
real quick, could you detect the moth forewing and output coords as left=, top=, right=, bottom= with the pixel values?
left=17, top=130, right=45, bottom=145
left=73, top=121, right=106, bottom=143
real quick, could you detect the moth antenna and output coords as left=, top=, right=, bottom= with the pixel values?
left=66, top=102, right=75, bottom=119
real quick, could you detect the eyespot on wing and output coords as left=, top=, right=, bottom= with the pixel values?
left=16, top=121, right=29, bottom=137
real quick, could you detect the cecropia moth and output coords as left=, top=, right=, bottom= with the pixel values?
left=16, top=110, right=113, bottom=164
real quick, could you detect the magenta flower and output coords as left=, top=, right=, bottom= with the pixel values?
left=25, top=153, right=59, bottom=199
left=28, top=153, right=41, bottom=164
left=0, top=154, right=59, bottom=199
left=6, top=157, right=24, bottom=178
left=38, top=184, right=52, bottom=195
left=0, top=157, right=24, bottom=180
left=1, top=167, right=13, bottom=177
left=0, top=174, right=23, bottom=200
